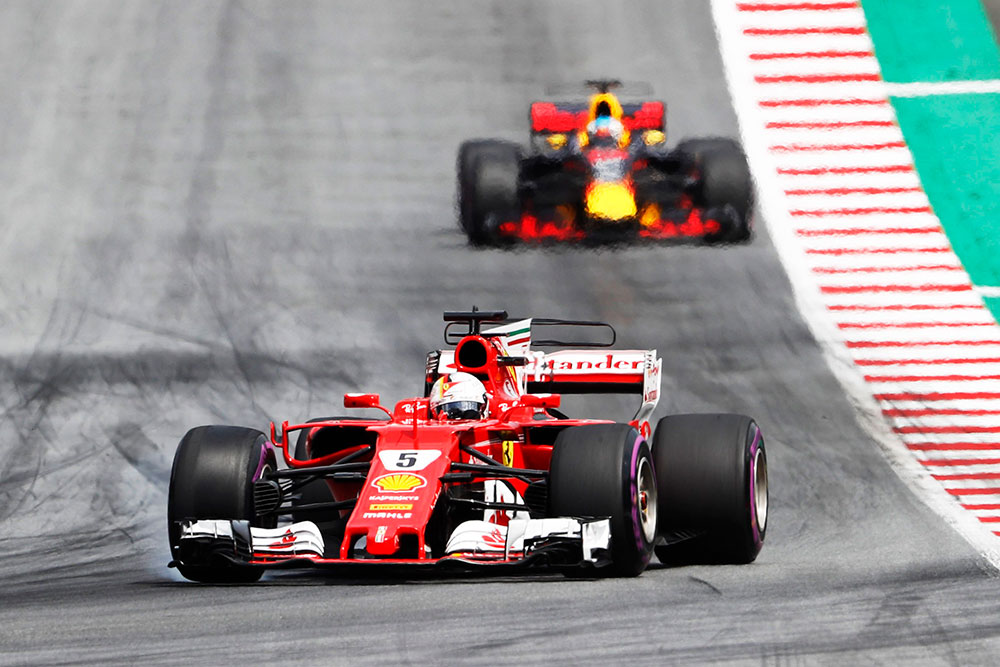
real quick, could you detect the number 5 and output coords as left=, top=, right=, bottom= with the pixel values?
left=398, top=452, right=417, bottom=468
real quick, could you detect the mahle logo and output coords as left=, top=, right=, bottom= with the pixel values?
left=371, top=473, right=426, bottom=493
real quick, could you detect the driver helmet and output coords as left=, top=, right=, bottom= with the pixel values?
left=588, top=115, right=624, bottom=142
left=429, top=372, right=489, bottom=420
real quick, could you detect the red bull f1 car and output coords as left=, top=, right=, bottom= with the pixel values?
left=167, top=309, right=768, bottom=582
left=457, top=81, right=754, bottom=245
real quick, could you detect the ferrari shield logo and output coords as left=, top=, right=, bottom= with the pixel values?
left=502, top=440, right=515, bottom=467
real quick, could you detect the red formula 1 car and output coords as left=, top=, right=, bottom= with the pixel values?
left=457, top=81, right=754, bottom=246
left=167, top=310, right=768, bottom=582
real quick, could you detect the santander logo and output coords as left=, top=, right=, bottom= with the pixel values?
left=548, top=354, right=643, bottom=372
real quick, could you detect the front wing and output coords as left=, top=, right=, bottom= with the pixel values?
left=496, top=208, right=726, bottom=243
left=171, top=517, right=612, bottom=572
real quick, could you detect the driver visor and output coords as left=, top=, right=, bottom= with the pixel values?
left=439, top=401, right=484, bottom=420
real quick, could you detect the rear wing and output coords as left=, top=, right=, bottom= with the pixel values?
left=428, top=315, right=662, bottom=431
left=525, top=349, right=661, bottom=430
left=530, top=101, right=665, bottom=134
left=524, top=349, right=658, bottom=394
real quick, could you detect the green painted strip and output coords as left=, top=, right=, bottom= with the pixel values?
left=890, top=94, right=1000, bottom=285
left=863, top=0, right=1000, bottom=321
left=863, top=0, right=1000, bottom=83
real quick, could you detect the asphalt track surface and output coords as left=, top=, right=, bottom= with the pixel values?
left=987, top=0, right=1000, bottom=39
left=2, top=2, right=1000, bottom=664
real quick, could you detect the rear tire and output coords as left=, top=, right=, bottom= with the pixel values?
left=652, top=414, right=767, bottom=565
left=677, top=138, right=753, bottom=242
left=549, top=424, right=657, bottom=577
left=457, top=139, right=520, bottom=246
left=167, top=426, right=276, bottom=583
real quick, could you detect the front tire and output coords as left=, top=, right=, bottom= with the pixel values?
left=167, top=425, right=276, bottom=583
left=678, top=138, right=753, bottom=242
left=652, top=414, right=767, bottom=565
left=549, top=424, right=657, bottom=577
left=456, top=139, right=521, bottom=246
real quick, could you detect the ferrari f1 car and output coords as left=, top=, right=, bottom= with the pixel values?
left=167, top=309, right=768, bottom=582
left=457, top=81, right=754, bottom=245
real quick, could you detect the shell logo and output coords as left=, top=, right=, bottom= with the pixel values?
left=372, top=473, right=426, bottom=493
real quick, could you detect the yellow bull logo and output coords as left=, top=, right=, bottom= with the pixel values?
left=585, top=182, right=637, bottom=221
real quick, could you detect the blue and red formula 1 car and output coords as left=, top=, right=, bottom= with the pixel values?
left=457, top=81, right=754, bottom=245
left=167, top=309, right=768, bottom=582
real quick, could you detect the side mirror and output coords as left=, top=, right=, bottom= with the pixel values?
left=344, top=393, right=381, bottom=409
left=520, top=393, right=561, bottom=410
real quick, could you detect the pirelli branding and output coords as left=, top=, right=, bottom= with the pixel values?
left=368, top=503, right=413, bottom=511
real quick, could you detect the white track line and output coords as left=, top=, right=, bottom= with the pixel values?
left=886, top=80, right=1000, bottom=96
left=975, top=286, right=1000, bottom=298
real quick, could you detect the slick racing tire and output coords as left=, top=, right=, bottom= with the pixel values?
left=549, top=424, right=657, bottom=577
left=677, top=138, right=753, bottom=243
left=457, top=139, right=520, bottom=246
left=168, top=426, right=276, bottom=583
left=457, top=139, right=497, bottom=234
left=652, top=414, right=767, bottom=565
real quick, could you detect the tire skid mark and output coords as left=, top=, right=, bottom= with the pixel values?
left=0, top=349, right=360, bottom=389
left=107, top=423, right=171, bottom=488
left=0, top=298, right=79, bottom=522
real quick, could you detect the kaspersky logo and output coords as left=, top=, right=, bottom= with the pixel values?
left=371, top=473, right=427, bottom=493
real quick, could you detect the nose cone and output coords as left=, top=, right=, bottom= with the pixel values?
left=585, top=182, right=637, bottom=220
left=340, top=426, right=456, bottom=560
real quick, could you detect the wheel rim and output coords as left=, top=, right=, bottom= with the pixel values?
left=256, top=462, right=277, bottom=529
left=636, top=456, right=657, bottom=544
left=752, top=447, right=768, bottom=534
